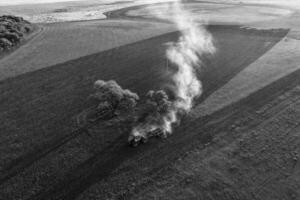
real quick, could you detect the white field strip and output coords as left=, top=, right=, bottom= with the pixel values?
left=127, top=3, right=293, bottom=25
left=0, top=0, right=296, bottom=23
left=0, top=0, right=177, bottom=23
left=192, top=35, right=300, bottom=117
left=192, top=7, right=300, bottom=118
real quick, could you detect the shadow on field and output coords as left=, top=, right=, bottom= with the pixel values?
left=0, top=25, right=289, bottom=199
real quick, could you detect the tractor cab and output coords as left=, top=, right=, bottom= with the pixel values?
left=128, top=134, right=148, bottom=147
left=128, top=128, right=166, bottom=147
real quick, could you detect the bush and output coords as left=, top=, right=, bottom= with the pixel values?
left=0, top=38, right=13, bottom=49
left=0, top=15, right=26, bottom=23
left=0, top=15, right=33, bottom=52
left=0, top=32, right=20, bottom=43
left=0, top=25, right=6, bottom=33
left=91, top=80, right=139, bottom=115
left=24, top=25, right=32, bottom=33
left=9, top=28, right=23, bottom=37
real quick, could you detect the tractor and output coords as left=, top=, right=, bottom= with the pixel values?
left=128, top=128, right=166, bottom=147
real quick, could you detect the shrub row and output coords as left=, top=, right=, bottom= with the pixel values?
left=0, top=15, right=33, bottom=52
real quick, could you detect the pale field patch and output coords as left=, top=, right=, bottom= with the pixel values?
left=192, top=35, right=300, bottom=117
left=190, top=6, right=300, bottom=118
left=126, top=2, right=293, bottom=25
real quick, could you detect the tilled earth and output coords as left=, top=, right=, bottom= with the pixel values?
left=0, top=1, right=299, bottom=200
left=0, top=25, right=295, bottom=200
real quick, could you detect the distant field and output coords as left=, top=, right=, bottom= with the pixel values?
left=0, top=0, right=295, bottom=24
left=0, top=25, right=288, bottom=200
left=123, top=2, right=292, bottom=24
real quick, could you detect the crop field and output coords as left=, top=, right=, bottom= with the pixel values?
left=0, top=24, right=290, bottom=200
left=0, top=1, right=299, bottom=200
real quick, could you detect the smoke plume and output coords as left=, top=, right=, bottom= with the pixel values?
left=130, top=0, right=215, bottom=140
